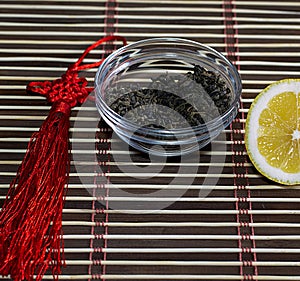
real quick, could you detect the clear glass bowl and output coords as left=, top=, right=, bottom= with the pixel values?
left=95, top=38, right=242, bottom=156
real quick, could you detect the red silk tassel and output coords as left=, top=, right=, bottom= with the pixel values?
left=0, top=35, right=127, bottom=281
left=0, top=102, right=71, bottom=281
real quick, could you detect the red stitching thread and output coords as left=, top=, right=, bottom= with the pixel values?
left=93, top=260, right=102, bottom=266
left=239, top=209, right=249, bottom=215
left=242, top=247, right=252, bottom=254
left=94, top=247, right=103, bottom=253
left=95, top=234, right=104, bottom=240
left=101, top=4, right=118, bottom=280
left=243, top=260, right=253, bottom=267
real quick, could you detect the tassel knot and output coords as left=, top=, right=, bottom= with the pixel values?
left=27, top=69, right=91, bottom=108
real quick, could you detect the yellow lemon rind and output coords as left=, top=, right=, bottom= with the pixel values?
left=245, top=78, right=300, bottom=186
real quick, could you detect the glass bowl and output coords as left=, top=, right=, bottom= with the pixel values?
left=95, top=38, right=242, bottom=156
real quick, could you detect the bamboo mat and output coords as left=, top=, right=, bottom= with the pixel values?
left=1, top=0, right=300, bottom=280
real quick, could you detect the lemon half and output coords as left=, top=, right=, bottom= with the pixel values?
left=245, top=79, right=300, bottom=185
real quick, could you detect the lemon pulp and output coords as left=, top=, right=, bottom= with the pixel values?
left=257, top=91, right=300, bottom=173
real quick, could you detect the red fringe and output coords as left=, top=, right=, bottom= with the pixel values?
left=0, top=101, right=71, bottom=281
left=0, top=35, right=127, bottom=281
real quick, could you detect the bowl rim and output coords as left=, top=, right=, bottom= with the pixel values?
left=95, top=37, right=242, bottom=134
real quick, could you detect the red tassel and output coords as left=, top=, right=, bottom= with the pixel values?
left=0, top=35, right=127, bottom=281
left=0, top=101, right=71, bottom=281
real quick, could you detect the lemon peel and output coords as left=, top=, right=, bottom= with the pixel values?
left=245, top=78, right=300, bottom=185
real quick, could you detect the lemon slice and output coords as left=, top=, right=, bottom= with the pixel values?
left=245, top=78, right=300, bottom=185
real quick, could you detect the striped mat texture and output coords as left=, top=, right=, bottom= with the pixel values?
left=1, top=0, right=300, bottom=280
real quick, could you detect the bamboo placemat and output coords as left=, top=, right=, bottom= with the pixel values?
left=1, top=1, right=300, bottom=280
